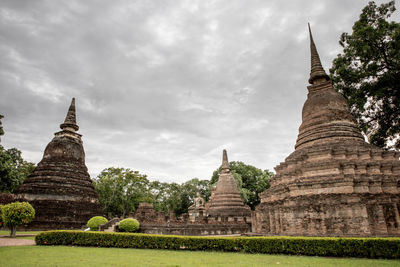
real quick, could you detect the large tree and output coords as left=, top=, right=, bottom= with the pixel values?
left=0, top=146, right=36, bottom=193
left=149, top=178, right=211, bottom=216
left=93, top=167, right=152, bottom=218
left=0, top=115, right=4, bottom=142
left=210, top=161, right=273, bottom=210
left=330, top=1, right=400, bottom=149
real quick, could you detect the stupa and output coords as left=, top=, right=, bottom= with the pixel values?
left=16, top=98, right=102, bottom=229
left=254, top=25, right=400, bottom=237
left=206, top=150, right=251, bottom=218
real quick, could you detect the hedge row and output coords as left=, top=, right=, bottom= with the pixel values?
left=35, top=231, right=400, bottom=259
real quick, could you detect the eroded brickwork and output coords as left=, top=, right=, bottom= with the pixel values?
left=15, top=98, right=102, bottom=230
left=254, top=26, right=400, bottom=237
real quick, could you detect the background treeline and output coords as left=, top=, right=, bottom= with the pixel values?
left=93, top=163, right=273, bottom=218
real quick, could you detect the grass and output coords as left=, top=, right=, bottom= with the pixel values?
left=0, top=230, right=42, bottom=236
left=15, top=235, right=36, bottom=240
left=1, top=246, right=399, bottom=267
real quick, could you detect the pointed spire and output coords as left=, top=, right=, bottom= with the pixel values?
left=221, top=149, right=230, bottom=171
left=308, top=23, right=330, bottom=84
left=60, top=98, right=79, bottom=131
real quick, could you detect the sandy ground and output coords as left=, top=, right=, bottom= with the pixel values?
left=0, top=237, right=35, bottom=246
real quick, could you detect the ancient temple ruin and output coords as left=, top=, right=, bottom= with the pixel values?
left=188, top=192, right=205, bottom=222
left=128, top=150, right=251, bottom=235
left=253, top=25, right=400, bottom=237
left=207, top=149, right=251, bottom=218
left=15, top=98, right=102, bottom=229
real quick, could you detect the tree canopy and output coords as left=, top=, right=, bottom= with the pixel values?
left=93, top=167, right=153, bottom=218
left=210, top=161, right=273, bottom=210
left=330, top=1, right=400, bottom=150
left=0, top=114, right=4, bottom=141
left=0, top=146, right=36, bottom=193
left=94, top=160, right=271, bottom=218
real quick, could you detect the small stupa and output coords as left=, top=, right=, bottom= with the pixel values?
left=254, top=25, right=400, bottom=237
left=206, top=150, right=251, bottom=217
left=16, top=98, right=102, bottom=229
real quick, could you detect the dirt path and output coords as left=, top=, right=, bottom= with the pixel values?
left=0, top=237, right=35, bottom=247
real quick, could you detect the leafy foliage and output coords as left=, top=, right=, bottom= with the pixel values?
left=35, top=231, right=400, bottom=259
left=0, top=204, right=3, bottom=228
left=93, top=167, right=153, bottom=218
left=118, top=218, right=139, bottom=232
left=150, top=178, right=211, bottom=216
left=0, top=146, right=36, bottom=193
left=330, top=1, right=400, bottom=149
left=2, top=202, right=35, bottom=237
left=210, top=161, right=273, bottom=210
left=0, top=114, right=4, bottom=139
left=87, top=216, right=108, bottom=231
left=94, top=161, right=270, bottom=217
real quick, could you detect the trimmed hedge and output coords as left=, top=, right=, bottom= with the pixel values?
left=118, top=218, right=139, bottom=232
left=0, top=204, right=3, bottom=228
left=35, top=231, right=400, bottom=259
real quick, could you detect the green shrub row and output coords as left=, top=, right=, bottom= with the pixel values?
left=35, top=231, right=400, bottom=259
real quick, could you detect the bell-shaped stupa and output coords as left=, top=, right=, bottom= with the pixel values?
left=16, top=98, right=102, bottom=229
left=254, top=25, right=400, bottom=237
left=207, top=150, right=251, bottom=217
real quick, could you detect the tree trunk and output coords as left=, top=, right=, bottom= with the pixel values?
left=10, top=225, right=17, bottom=238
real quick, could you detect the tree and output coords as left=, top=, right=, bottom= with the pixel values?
left=149, top=178, right=211, bottom=216
left=0, top=114, right=4, bottom=142
left=2, top=202, right=35, bottom=237
left=210, top=161, right=273, bottom=210
left=0, top=146, right=36, bottom=193
left=330, top=1, right=400, bottom=150
left=174, top=178, right=211, bottom=216
left=93, top=167, right=152, bottom=218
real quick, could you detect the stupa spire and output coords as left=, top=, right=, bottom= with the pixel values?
left=308, top=23, right=330, bottom=84
left=60, top=98, right=79, bottom=132
left=221, top=149, right=230, bottom=171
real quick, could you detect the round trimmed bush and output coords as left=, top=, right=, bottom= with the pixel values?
left=118, top=218, right=139, bottom=232
left=2, top=201, right=35, bottom=237
left=87, top=216, right=108, bottom=231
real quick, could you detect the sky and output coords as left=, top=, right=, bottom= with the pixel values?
left=1, top=0, right=399, bottom=183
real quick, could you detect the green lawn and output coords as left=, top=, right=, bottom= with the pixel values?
left=0, top=230, right=42, bottom=236
left=1, top=246, right=399, bottom=267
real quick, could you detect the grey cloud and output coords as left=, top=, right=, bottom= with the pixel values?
left=1, top=0, right=398, bottom=182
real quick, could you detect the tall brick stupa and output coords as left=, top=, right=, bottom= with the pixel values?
left=207, top=150, right=251, bottom=217
left=254, top=25, right=400, bottom=237
left=16, top=98, right=102, bottom=229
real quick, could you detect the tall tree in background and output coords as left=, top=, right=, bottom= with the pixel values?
left=0, top=114, right=36, bottom=192
left=0, top=115, right=4, bottom=142
left=210, top=161, right=273, bottom=210
left=93, top=167, right=152, bottom=218
left=330, top=1, right=400, bottom=149
left=149, top=178, right=211, bottom=216
left=0, top=146, right=36, bottom=193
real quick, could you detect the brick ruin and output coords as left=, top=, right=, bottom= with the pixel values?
left=130, top=150, right=251, bottom=235
left=253, top=25, right=400, bottom=237
left=15, top=98, right=102, bottom=230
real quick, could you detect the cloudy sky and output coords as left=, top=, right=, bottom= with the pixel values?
left=1, top=0, right=398, bottom=183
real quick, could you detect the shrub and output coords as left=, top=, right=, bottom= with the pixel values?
left=35, top=231, right=400, bottom=259
left=2, top=201, right=35, bottom=237
left=118, top=218, right=139, bottom=232
left=87, top=216, right=108, bottom=231
left=0, top=204, right=3, bottom=228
